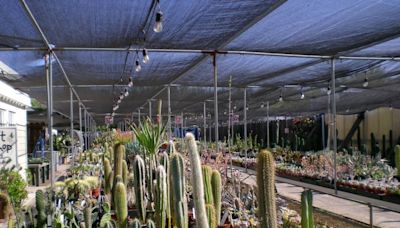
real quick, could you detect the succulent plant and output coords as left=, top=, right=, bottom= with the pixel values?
left=170, top=152, right=188, bottom=228
left=301, top=189, right=314, bottom=228
left=114, top=177, right=128, bottom=228
left=211, top=170, right=222, bottom=224
left=155, top=166, right=167, bottom=228
left=205, top=204, right=216, bottom=228
left=129, top=218, right=141, bottom=228
left=202, top=165, right=214, bottom=205
left=134, top=155, right=146, bottom=222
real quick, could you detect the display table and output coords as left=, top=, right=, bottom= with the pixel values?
left=28, top=162, right=50, bottom=186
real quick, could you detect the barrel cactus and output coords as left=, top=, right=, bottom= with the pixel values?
left=186, top=133, right=208, bottom=228
left=170, top=152, right=188, bottom=228
left=301, top=189, right=314, bottom=228
left=256, top=149, right=277, bottom=228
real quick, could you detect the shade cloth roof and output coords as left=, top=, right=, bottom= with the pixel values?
left=1, top=0, right=400, bottom=126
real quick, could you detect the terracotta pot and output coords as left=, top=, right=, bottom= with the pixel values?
left=92, top=188, right=100, bottom=198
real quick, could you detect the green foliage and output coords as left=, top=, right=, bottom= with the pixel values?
left=301, top=190, right=314, bottom=228
left=256, top=149, right=277, bottom=228
left=132, top=117, right=166, bottom=156
left=0, top=170, right=27, bottom=211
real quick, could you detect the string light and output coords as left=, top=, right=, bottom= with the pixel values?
left=117, top=99, right=121, bottom=104
left=119, top=92, right=124, bottom=100
left=279, top=88, right=283, bottom=102
left=135, top=60, right=141, bottom=72
left=327, top=86, right=331, bottom=95
left=113, top=105, right=119, bottom=111
left=300, top=87, right=305, bottom=99
left=124, top=88, right=129, bottom=97
left=142, top=49, right=149, bottom=64
left=153, top=11, right=163, bottom=33
left=128, top=77, right=133, bottom=87
left=363, top=73, right=369, bottom=88
left=260, top=103, right=264, bottom=108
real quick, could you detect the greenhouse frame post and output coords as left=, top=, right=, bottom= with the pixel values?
left=70, top=87, right=74, bottom=164
left=332, top=58, right=338, bottom=195
left=228, top=77, right=232, bottom=177
left=213, top=53, right=219, bottom=154
left=321, top=113, right=325, bottom=150
left=84, top=109, right=87, bottom=150
left=45, top=53, right=55, bottom=188
left=149, top=100, right=152, bottom=120
left=244, top=87, right=247, bottom=172
left=79, top=104, right=82, bottom=132
left=181, top=112, right=184, bottom=147
left=167, top=85, right=172, bottom=139
left=203, top=102, right=207, bottom=148
left=267, top=101, right=270, bottom=148
left=138, top=108, right=141, bottom=125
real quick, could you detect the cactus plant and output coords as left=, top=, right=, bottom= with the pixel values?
left=155, top=165, right=167, bottom=228
left=104, top=158, right=112, bottom=194
left=35, top=190, right=47, bottom=228
left=122, top=160, right=128, bottom=186
left=186, top=133, right=208, bottom=228
left=205, top=204, right=216, bottom=228
left=301, top=189, right=314, bottom=228
left=256, top=149, right=277, bottom=228
left=170, top=152, right=188, bottom=228
left=202, top=165, right=214, bottom=205
left=84, top=205, right=92, bottom=228
left=129, top=218, right=141, bottom=228
left=114, top=176, right=128, bottom=228
left=114, top=143, right=125, bottom=183
left=134, top=155, right=146, bottom=222
left=211, top=170, right=222, bottom=225
left=147, top=219, right=156, bottom=228
left=395, top=145, right=400, bottom=176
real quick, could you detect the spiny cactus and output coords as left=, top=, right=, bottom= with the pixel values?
left=129, top=218, right=141, bottom=228
left=147, top=219, right=156, bottom=228
left=114, top=144, right=125, bottom=181
left=122, top=160, right=128, bottom=187
left=202, top=165, right=214, bottom=205
left=35, top=190, right=47, bottom=228
left=186, top=133, right=208, bottom=228
left=84, top=205, right=92, bottom=228
left=134, top=155, right=146, bottom=222
left=205, top=204, right=216, bottom=228
left=211, top=170, right=222, bottom=225
left=256, top=149, right=277, bottom=228
left=114, top=176, right=127, bottom=228
left=170, top=152, right=188, bottom=228
left=301, top=189, right=314, bottom=228
left=395, top=145, right=400, bottom=176
left=109, top=146, right=114, bottom=162
left=155, top=166, right=167, bottom=228
left=104, top=158, right=112, bottom=194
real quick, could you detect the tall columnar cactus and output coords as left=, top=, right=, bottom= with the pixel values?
left=202, top=165, right=214, bottom=205
left=122, top=160, right=128, bottom=187
left=114, top=144, right=125, bottom=181
left=134, top=156, right=146, bottom=222
left=114, top=176, right=127, bottom=228
left=205, top=204, right=216, bottom=228
left=256, top=149, right=277, bottom=228
left=155, top=165, right=167, bottom=228
left=130, top=218, right=141, bottom=228
left=170, top=152, right=188, bottom=228
left=301, top=190, right=314, bottom=228
left=104, top=158, right=112, bottom=194
left=84, top=205, right=92, bottom=228
left=35, top=190, right=46, bottom=228
left=211, top=170, right=222, bottom=225
left=186, top=133, right=208, bottom=228
left=109, top=146, right=114, bottom=162
left=395, top=145, right=400, bottom=176
left=147, top=219, right=156, bottom=228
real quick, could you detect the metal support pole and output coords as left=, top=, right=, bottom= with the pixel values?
left=203, top=102, right=207, bottom=149
left=244, top=87, right=247, bottom=172
left=45, top=53, right=54, bottom=187
left=228, top=77, right=232, bottom=154
left=321, top=113, right=325, bottom=150
left=267, top=101, right=270, bottom=148
left=332, top=58, right=338, bottom=195
left=369, top=203, right=373, bottom=227
left=167, top=85, right=172, bottom=140
left=213, top=53, right=219, bottom=154
left=79, top=104, right=82, bottom=132
left=149, top=100, right=152, bottom=120
left=84, top=110, right=87, bottom=150
left=138, top=108, right=141, bottom=125
left=70, top=88, right=74, bottom=164
left=181, top=112, right=184, bottom=148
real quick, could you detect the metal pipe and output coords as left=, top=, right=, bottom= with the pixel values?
left=332, top=58, right=338, bottom=195
left=321, top=113, right=325, bottom=150
left=138, top=108, right=141, bottom=125
left=244, top=87, right=247, bottom=172
left=149, top=100, right=152, bottom=120
left=84, top=110, right=87, bottom=150
left=203, top=102, right=207, bottom=149
left=213, top=53, right=219, bottom=154
left=167, top=85, right=172, bottom=140
left=267, top=101, right=270, bottom=148
left=79, top=103, right=82, bottom=132
left=181, top=112, right=184, bottom=149
left=45, top=53, right=54, bottom=187
left=70, top=88, right=74, bottom=164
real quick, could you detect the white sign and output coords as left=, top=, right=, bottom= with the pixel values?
left=231, top=114, right=240, bottom=124
left=0, top=128, right=17, bottom=168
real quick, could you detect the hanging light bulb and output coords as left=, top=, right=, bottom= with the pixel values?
left=300, top=91, right=305, bottom=99
left=117, top=99, right=121, bottom=104
left=327, top=86, right=331, bottom=95
left=124, top=88, right=129, bottom=97
left=224, top=111, right=227, bottom=115
left=153, top=11, right=163, bottom=33
left=363, top=78, right=369, bottom=88
left=128, top=77, right=133, bottom=87
left=278, top=95, right=283, bottom=102
left=135, top=60, right=141, bottom=72
left=233, top=105, right=237, bottom=110
left=260, top=103, right=264, bottom=108
left=119, top=92, right=124, bottom=100
left=111, top=112, right=115, bottom=117
left=113, top=105, right=119, bottom=111
left=246, top=106, right=249, bottom=111
left=142, top=49, right=149, bottom=64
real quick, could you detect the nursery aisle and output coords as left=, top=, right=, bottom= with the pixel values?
left=23, top=164, right=70, bottom=208
left=230, top=166, right=400, bottom=228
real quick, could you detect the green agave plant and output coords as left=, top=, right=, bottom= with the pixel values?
left=131, top=117, right=166, bottom=156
